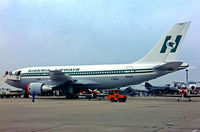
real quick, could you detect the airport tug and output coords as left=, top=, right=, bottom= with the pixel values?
left=108, top=89, right=127, bottom=102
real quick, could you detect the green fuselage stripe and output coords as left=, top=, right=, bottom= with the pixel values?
left=20, top=69, right=154, bottom=77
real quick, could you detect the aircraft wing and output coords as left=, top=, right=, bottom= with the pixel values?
left=174, top=81, right=185, bottom=84
left=49, top=70, right=72, bottom=81
left=33, top=70, right=74, bottom=89
left=24, top=70, right=101, bottom=95
left=173, top=81, right=186, bottom=86
left=173, top=81, right=200, bottom=87
left=165, top=94, right=200, bottom=97
left=153, top=62, right=183, bottom=72
left=38, top=70, right=99, bottom=90
left=196, top=87, right=200, bottom=90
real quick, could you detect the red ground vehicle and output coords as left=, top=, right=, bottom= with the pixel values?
left=108, top=89, right=128, bottom=102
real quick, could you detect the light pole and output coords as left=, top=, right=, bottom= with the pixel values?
left=186, top=69, right=189, bottom=84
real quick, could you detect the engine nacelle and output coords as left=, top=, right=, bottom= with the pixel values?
left=27, top=83, right=53, bottom=95
left=188, top=84, right=196, bottom=91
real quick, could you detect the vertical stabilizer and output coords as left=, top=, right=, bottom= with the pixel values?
left=135, top=22, right=190, bottom=64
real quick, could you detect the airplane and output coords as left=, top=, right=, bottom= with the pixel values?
left=166, top=87, right=200, bottom=102
left=145, top=82, right=179, bottom=95
left=187, top=81, right=200, bottom=91
left=174, top=81, right=200, bottom=94
left=174, top=69, right=200, bottom=94
left=119, top=86, right=148, bottom=96
left=165, top=69, right=200, bottom=101
left=0, top=22, right=190, bottom=98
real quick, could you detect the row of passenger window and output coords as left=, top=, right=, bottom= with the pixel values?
left=22, top=73, right=49, bottom=76
left=22, top=70, right=135, bottom=76
left=67, top=71, right=131, bottom=75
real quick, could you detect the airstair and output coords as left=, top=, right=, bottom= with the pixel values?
left=0, top=74, right=20, bottom=84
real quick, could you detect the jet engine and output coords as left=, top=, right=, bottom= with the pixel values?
left=188, top=82, right=196, bottom=91
left=27, top=83, right=53, bottom=95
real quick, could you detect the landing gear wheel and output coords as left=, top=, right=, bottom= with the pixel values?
left=111, top=98, right=115, bottom=102
left=24, top=93, right=29, bottom=98
left=123, top=98, right=127, bottom=102
left=66, top=94, right=73, bottom=99
left=66, top=94, right=79, bottom=99
left=177, top=99, right=180, bottom=102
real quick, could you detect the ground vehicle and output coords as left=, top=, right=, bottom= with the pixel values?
left=108, top=89, right=128, bottom=102
left=0, top=88, right=23, bottom=98
left=79, top=89, right=107, bottom=100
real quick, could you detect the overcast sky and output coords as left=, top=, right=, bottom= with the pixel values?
left=0, top=0, right=200, bottom=86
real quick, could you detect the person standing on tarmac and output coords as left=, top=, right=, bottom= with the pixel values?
left=32, top=91, right=35, bottom=102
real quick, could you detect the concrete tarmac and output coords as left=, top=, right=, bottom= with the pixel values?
left=0, top=96, right=200, bottom=132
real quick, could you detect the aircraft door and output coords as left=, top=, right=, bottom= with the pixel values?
left=125, top=66, right=134, bottom=78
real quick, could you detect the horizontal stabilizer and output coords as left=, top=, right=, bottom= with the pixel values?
left=153, top=62, right=183, bottom=72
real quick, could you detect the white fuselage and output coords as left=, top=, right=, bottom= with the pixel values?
left=6, top=63, right=167, bottom=90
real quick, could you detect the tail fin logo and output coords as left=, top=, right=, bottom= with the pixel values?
left=160, top=35, right=182, bottom=53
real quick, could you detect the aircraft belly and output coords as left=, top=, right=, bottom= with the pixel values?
left=74, top=72, right=159, bottom=89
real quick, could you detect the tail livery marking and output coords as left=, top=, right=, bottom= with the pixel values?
left=160, top=35, right=182, bottom=53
